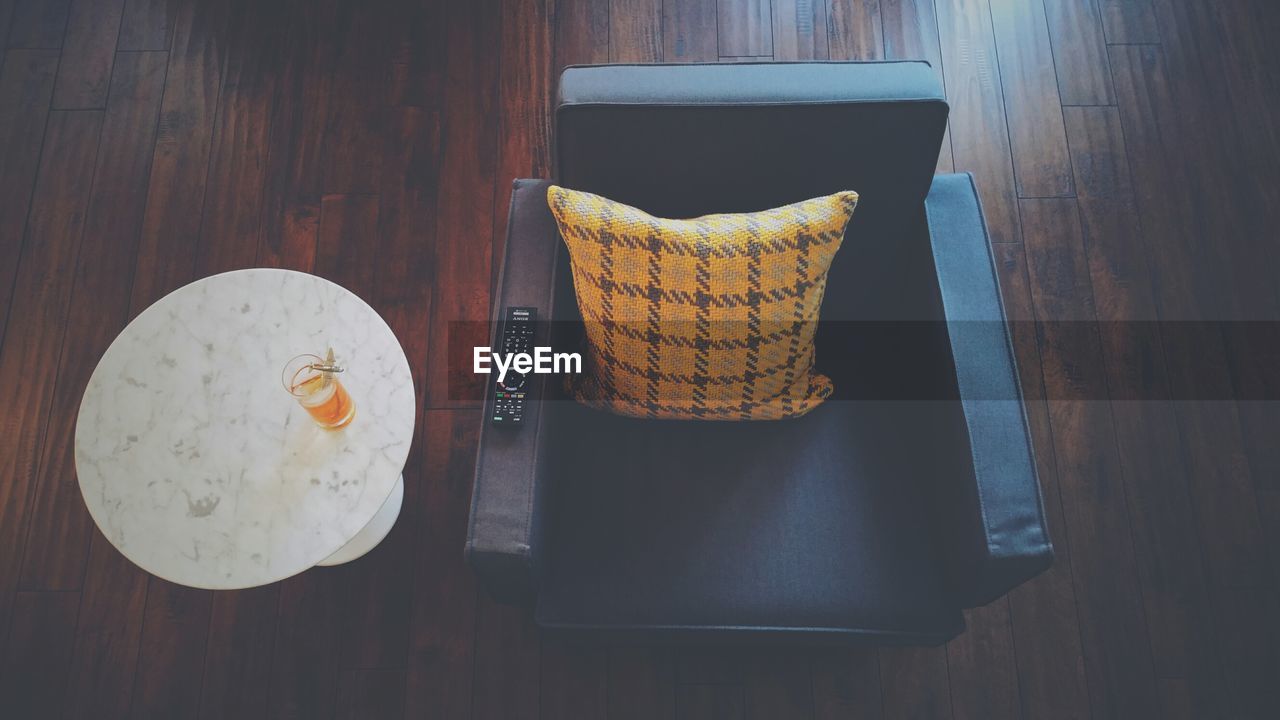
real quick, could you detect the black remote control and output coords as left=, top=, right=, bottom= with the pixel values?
left=490, top=306, right=536, bottom=425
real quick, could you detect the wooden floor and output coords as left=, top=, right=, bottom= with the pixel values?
left=1, top=0, right=1278, bottom=717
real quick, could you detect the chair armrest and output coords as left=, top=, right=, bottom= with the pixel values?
left=465, top=179, right=560, bottom=605
left=925, top=173, right=1054, bottom=607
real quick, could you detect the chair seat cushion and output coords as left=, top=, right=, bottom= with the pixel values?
left=536, top=399, right=966, bottom=643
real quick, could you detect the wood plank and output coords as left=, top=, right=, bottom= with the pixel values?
left=678, top=685, right=746, bottom=720
left=665, top=0, right=718, bottom=62
left=718, top=0, right=772, bottom=57
left=491, top=0, right=553, bottom=306
left=542, top=643, right=608, bottom=720
left=811, top=648, right=881, bottom=720
left=610, top=0, right=662, bottom=62
left=374, top=108, right=438, bottom=663
left=1157, top=679, right=1193, bottom=720
left=128, top=582, right=213, bottom=720
left=130, top=0, right=228, bottom=309
left=334, top=668, right=406, bottom=720
left=935, top=0, right=1020, bottom=242
left=991, top=243, right=1091, bottom=720
left=1099, top=0, right=1159, bottom=44
left=677, top=647, right=744, bottom=684
left=1065, top=105, right=1225, bottom=714
left=18, top=50, right=167, bottom=593
left=1260, top=490, right=1280, bottom=586
left=772, top=0, right=828, bottom=61
left=877, top=647, right=952, bottom=719
left=988, top=0, right=1073, bottom=198
left=191, top=0, right=282, bottom=276
left=0, top=109, right=100, bottom=641
left=6, top=0, right=71, bottom=48
left=1021, top=197, right=1161, bottom=719
left=313, top=189, right=412, bottom=678
left=945, top=601, right=1019, bottom=720
left=0, top=48, right=58, bottom=345
left=472, top=600, right=540, bottom=720
left=312, top=195, right=413, bottom=676
left=555, top=0, right=610, bottom=71
left=828, top=0, right=883, bottom=61
left=62, top=533, right=150, bottom=719
left=608, top=646, right=677, bottom=720
left=319, top=1, right=389, bottom=195
left=1212, top=588, right=1280, bottom=718
left=1042, top=0, right=1114, bottom=106
left=388, top=0, right=446, bottom=108
left=51, top=0, right=125, bottom=108
left=199, top=586, right=279, bottom=720
left=744, top=649, right=815, bottom=720
left=118, top=0, right=175, bottom=51
left=0, top=591, right=78, bottom=716
left=881, top=0, right=954, bottom=173
left=265, top=570, right=344, bottom=719
left=255, top=0, right=336, bottom=271
left=425, top=0, right=501, bottom=409
left=402, top=412, right=482, bottom=720
left=0, top=0, right=14, bottom=51
left=1109, top=44, right=1266, bottom=589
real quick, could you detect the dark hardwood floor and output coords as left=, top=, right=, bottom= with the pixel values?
left=1, top=0, right=1277, bottom=717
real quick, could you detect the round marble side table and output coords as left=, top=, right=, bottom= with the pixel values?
left=75, top=269, right=416, bottom=589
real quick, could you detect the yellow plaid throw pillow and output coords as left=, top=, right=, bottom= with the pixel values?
left=547, top=186, right=858, bottom=421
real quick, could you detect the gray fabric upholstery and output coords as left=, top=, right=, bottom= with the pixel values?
left=925, top=174, right=1053, bottom=605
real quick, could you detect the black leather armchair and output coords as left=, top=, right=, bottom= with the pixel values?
left=466, top=62, right=1052, bottom=644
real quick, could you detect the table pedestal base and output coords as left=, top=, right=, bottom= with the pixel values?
left=316, top=474, right=404, bottom=566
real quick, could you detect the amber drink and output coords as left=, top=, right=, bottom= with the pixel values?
left=283, top=352, right=356, bottom=429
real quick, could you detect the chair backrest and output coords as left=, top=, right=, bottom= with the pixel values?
left=552, top=61, right=949, bottom=325
left=555, top=62, right=946, bottom=212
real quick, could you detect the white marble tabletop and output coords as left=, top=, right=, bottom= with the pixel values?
left=75, top=269, right=415, bottom=589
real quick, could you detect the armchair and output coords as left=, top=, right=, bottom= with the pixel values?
left=466, top=62, right=1052, bottom=644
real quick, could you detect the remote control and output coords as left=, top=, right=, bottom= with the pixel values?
left=490, top=306, right=536, bottom=425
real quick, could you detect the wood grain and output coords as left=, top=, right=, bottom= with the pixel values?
left=990, top=243, right=1091, bottom=720
left=1064, top=107, right=1223, bottom=714
left=1042, top=0, right=1115, bottom=105
left=18, top=50, right=167, bottom=593
left=0, top=48, right=58, bottom=345
left=945, top=601, right=1020, bottom=720
left=828, top=0, right=883, bottom=61
left=0, top=109, right=100, bottom=642
left=0, top=1, right=1276, bottom=717
left=772, top=0, right=828, bottom=61
left=128, top=0, right=228, bottom=310
left=988, top=0, right=1073, bottom=197
left=1099, top=0, right=1159, bottom=44
left=811, top=648, right=882, bottom=720
left=935, top=0, right=1020, bottom=242
left=117, top=0, right=175, bottom=51
left=665, top=0, right=718, bottom=62
left=719, top=0, right=772, bottom=57
left=0, top=591, right=79, bottom=716
left=51, top=0, right=125, bottom=108
left=608, top=647, right=677, bottom=720
left=877, top=647, right=952, bottom=719
left=610, top=0, right=662, bottom=61
left=1021, top=197, right=1161, bottom=718
left=424, top=0, right=502, bottom=409
left=6, top=0, right=72, bottom=48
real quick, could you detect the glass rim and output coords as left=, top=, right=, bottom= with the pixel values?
left=282, top=353, right=327, bottom=398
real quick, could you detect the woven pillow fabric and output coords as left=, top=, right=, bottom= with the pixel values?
left=547, top=186, right=858, bottom=421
